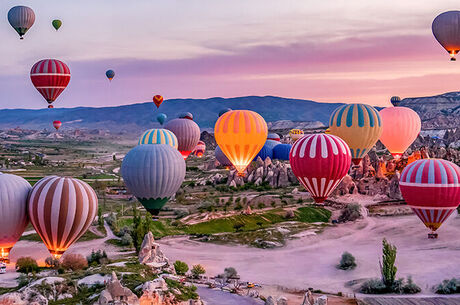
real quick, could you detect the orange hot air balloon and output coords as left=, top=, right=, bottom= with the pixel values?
left=379, top=107, right=421, bottom=159
left=214, top=110, right=267, bottom=175
left=53, top=120, right=62, bottom=130
left=153, top=95, right=164, bottom=108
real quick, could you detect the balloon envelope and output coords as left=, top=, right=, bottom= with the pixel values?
left=192, top=140, right=206, bottom=157
left=53, top=120, right=62, bottom=130
left=215, top=146, right=232, bottom=167
left=0, top=173, right=31, bottom=261
left=179, top=112, right=193, bottom=120
left=267, top=133, right=280, bottom=142
left=52, top=19, right=62, bottom=31
left=219, top=108, right=232, bottom=117
left=400, top=159, right=460, bottom=233
left=432, top=11, right=460, bottom=60
left=8, top=6, right=35, bottom=39
left=106, top=69, right=115, bottom=81
left=273, top=144, right=292, bottom=161
left=379, top=107, right=421, bottom=159
left=28, top=176, right=98, bottom=258
left=157, top=113, right=167, bottom=125
left=390, top=96, right=401, bottom=107
left=254, top=143, right=273, bottom=161
left=153, top=95, right=164, bottom=108
left=121, top=144, right=186, bottom=216
left=138, top=129, right=178, bottom=149
left=290, top=134, right=351, bottom=203
left=329, top=103, right=382, bottom=165
left=289, top=129, right=304, bottom=142
left=214, top=110, right=268, bottom=174
left=164, top=118, right=200, bottom=159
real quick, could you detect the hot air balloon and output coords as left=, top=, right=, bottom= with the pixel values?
left=267, top=133, right=281, bottom=142
left=53, top=120, right=62, bottom=131
left=8, top=6, right=35, bottom=39
left=432, top=11, right=460, bottom=61
left=265, top=140, right=280, bottom=149
left=138, top=129, right=178, bottom=149
left=325, top=128, right=331, bottom=134
left=215, top=146, right=232, bottom=167
left=254, top=143, right=273, bottom=161
left=164, top=117, right=200, bottom=159
left=121, top=144, right=186, bottom=216
left=379, top=107, right=421, bottom=159
left=179, top=112, right=193, bottom=120
left=390, top=96, right=401, bottom=107
left=52, top=19, right=62, bottom=31
left=329, top=103, right=382, bottom=165
left=214, top=110, right=267, bottom=175
left=400, top=159, right=460, bottom=238
left=157, top=113, right=167, bottom=125
left=153, top=95, right=164, bottom=108
left=289, top=129, right=304, bottom=142
left=273, top=143, right=292, bottom=161
left=28, top=176, right=98, bottom=258
left=106, top=70, right=115, bottom=81
left=218, top=108, right=232, bottom=117
left=0, top=173, right=31, bottom=262
left=290, top=134, right=351, bottom=203
left=192, top=140, right=206, bottom=157
left=30, top=59, right=71, bottom=108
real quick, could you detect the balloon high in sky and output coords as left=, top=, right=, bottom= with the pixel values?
left=7, top=6, right=35, bottom=39
left=432, top=11, right=460, bottom=61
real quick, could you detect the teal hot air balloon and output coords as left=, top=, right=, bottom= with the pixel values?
left=8, top=6, right=35, bottom=39
left=138, top=128, right=178, bottom=148
left=106, top=69, right=115, bottom=81
left=52, top=19, right=62, bottom=31
left=121, top=144, right=186, bottom=216
left=157, top=113, right=167, bottom=125
left=219, top=108, right=232, bottom=117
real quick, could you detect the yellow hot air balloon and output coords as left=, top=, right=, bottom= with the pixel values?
left=325, top=128, right=331, bottom=134
left=329, top=103, right=382, bottom=165
left=379, top=107, right=421, bottom=159
left=289, top=129, right=304, bottom=142
left=214, top=110, right=267, bottom=175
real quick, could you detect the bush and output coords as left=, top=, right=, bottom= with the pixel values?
left=435, top=278, right=459, bottom=294
left=360, top=278, right=387, bottom=294
left=338, top=204, right=362, bottom=222
left=121, top=233, right=133, bottom=246
left=87, top=250, right=109, bottom=266
left=191, top=264, right=206, bottom=279
left=174, top=260, right=189, bottom=276
left=233, top=223, right=244, bottom=232
left=16, top=257, right=39, bottom=274
left=285, top=210, right=295, bottom=219
left=337, top=252, right=357, bottom=270
left=62, top=254, right=88, bottom=271
left=257, top=202, right=266, bottom=209
left=45, top=256, right=61, bottom=269
left=234, top=203, right=243, bottom=211
left=224, top=267, right=238, bottom=279
left=402, top=277, right=421, bottom=294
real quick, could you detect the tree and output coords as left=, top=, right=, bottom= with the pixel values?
left=45, top=256, right=60, bottom=269
left=337, top=252, right=357, bottom=270
left=62, top=254, right=88, bottom=271
left=191, top=264, right=206, bottom=279
left=174, top=260, right=189, bottom=275
left=233, top=223, right=244, bottom=232
left=97, top=206, right=104, bottom=229
left=380, top=238, right=397, bottom=288
left=224, top=267, right=238, bottom=279
left=16, top=257, right=39, bottom=278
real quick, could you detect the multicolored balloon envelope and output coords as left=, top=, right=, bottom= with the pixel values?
left=432, top=11, right=460, bottom=60
left=379, top=107, right=421, bottom=159
left=290, top=134, right=351, bottom=203
left=192, top=140, right=206, bottom=157
left=329, top=103, right=382, bottom=165
left=153, top=95, right=164, bottom=108
left=214, top=110, right=267, bottom=175
left=138, top=128, right=178, bottom=149
left=8, top=6, right=35, bottom=39
left=106, top=69, right=115, bottom=81
left=121, top=144, right=186, bottom=216
left=164, top=117, right=200, bottom=159
left=28, top=176, right=98, bottom=258
left=400, top=159, right=460, bottom=235
left=53, top=120, right=62, bottom=130
left=267, top=133, right=280, bottom=142
left=0, top=173, right=31, bottom=262
left=30, top=59, right=71, bottom=108
left=289, top=129, right=304, bottom=142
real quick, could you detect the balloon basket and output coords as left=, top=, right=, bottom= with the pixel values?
left=450, top=57, right=456, bottom=61
left=428, top=232, right=438, bottom=239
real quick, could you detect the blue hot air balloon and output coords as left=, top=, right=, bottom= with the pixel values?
left=254, top=143, right=274, bottom=161
left=121, top=144, right=186, bottom=216
left=273, top=144, right=292, bottom=161
left=218, top=108, right=232, bottom=117
left=138, top=129, right=178, bottom=149
left=215, top=146, right=232, bottom=167
left=265, top=140, right=280, bottom=150
left=8, top=6, right=35, bottom=40
left=157, top=113, right=167, bottom=125
left=390, top=96, right=401, bottom=107
left=106, top=69, right=115, bottom=81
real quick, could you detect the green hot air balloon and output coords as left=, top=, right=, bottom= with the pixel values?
left=52, top=19, right=62, bottom=31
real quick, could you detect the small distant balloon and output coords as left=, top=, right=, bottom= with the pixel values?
left=219, top=108, right=232, bottom=117
left=153, top=95, right=164, bottom=108
left=390, top=96, right=401, bottom=107
left=178, top=112, right=193, bottom=120
left=52, top=19, right=62, bottom=31
left=432, top=11, right=460, bottom=61
left=53, top=120, right=62, bottom=130
left=106, top=70, right=115, bottom=81
left=8, top=6, right=35, bottom=40
left=157, top=113, right=167, bottom=125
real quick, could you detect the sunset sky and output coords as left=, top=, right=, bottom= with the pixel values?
left=1, top=0, right=460, bottom=109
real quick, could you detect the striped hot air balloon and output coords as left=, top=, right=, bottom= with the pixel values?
left=28, top=176, right=98, bottom=258
left=138, top=129, right=178, bottom=149
left=192, top=140, right=206, bottom=157
left=179, top=112, right=193, bottom=120
left=289, top=129, right=304, bottom=142
left=0, top=173, right=31, bottom=262
left=215, top=146, right=232, bottom=167
left=267, top=133, right=281, bottom=142
left=214, top=110, right=268, bottom=175
left=379, top=107, right=421, bottom=159
left=164, top=117, right=200, bottom=159
left=30, top=59, right=71, bottom=108
left=153, top=95, right=164, bottom=108
left=390, top=96, right=401, bottom=107
left=329, top=103, right=382, bottom=165
left=8, top=6, right=35, bottom=39
left=290, top=134, right=351, bottom=203
left=121, top=144, right=186, bottom=216
left=400, top=159, right=460, bottom=237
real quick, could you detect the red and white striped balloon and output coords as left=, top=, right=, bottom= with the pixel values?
left=290, top=134, right=352, bottom=203
left=30, top=59, right=71, bottom=108
left=28, top=176, right=98, bottom=258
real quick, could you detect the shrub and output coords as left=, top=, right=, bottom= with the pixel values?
left=338, top=204, right=362, bottom=222
left=380, top=238, right=397, bottom=288
left=62, top=254, right=88, bottom=271
left=16, top=257, right=39, bottom=274
left=285, top=210, right=295, bottom=219
left=435, top=278, right=459, bottom=294
left=337, top=252, right=357, bottom=270
left=174, top=260, right=189, bottom=276
left=234, top=203, right=243, bottom=211
left=233, top=223, right=244, bottom=232
left=121, top=232, right=133, bottom=246
left=45, top=256, right=61, bottom=269
left=191, top=264, right=206, bottom=279
left=224, top=267, right=238, bottom=279
left=402, top=277, right=421, bottom=294
left=360, top=278, right=387, bottom=294
left=87, top=250, right=109, bottom=265
left=257, top=202, right=266, bottom=209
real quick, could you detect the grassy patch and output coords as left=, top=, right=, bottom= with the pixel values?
left=165, top=278, right=199, bottom=301
left=20, top=229, right=102, bottom=243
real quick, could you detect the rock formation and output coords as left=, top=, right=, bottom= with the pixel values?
left=96, top=272, right=139, bottom=305
left=138, top=232, right=175, bottom=274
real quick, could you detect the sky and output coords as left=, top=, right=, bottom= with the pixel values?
left=1, top=0, right=460, bottom=109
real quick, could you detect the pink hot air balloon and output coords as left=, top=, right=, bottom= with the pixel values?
left=290, top=134, right=351, bottom=203
left=164, top=117, right=200, bottom=159
left=379, top=107, right=421, bottom=159
left=400, top=159, right=460, bottom=238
